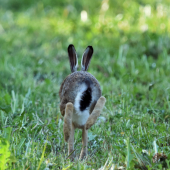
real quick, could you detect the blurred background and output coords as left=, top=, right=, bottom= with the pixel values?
left=0, top=0, right=170, bottom=92
left=0, top=0, right=170, bottom=94
left=1, top=0, right=170, bottom=57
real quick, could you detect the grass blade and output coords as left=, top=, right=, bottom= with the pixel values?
left=37, top=137, right=48, bottom=170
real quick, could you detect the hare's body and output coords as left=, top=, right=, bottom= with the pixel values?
left=59, top=71, right=101, bottom=127
left=59, top=44, right=106, bottom=160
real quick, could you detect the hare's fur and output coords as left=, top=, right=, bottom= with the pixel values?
left=63, top=96, right=106, bottom=160
left=59, top=71, right=101, bottom=126
left=59, top=45, right=106, bottom=160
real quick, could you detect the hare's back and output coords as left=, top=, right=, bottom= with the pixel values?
left=60, top=71, right=101, bottom=113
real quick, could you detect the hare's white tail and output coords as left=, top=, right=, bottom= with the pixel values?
left=73, top=82, right=92, bottom=125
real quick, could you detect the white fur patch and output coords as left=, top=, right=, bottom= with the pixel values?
left=74, top=83, right=87, bottom=113
left=73, top=83, right=90, bottom=126
left=72, top=109, right=89, bottom=126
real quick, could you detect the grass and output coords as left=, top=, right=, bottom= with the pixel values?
left=0, top=0, right=170, bottom=169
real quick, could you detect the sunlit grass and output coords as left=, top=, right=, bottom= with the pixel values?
left=0, top=0, right=170, bottom=169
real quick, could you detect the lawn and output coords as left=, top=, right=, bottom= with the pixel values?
left=0, top=0, right=170, bottom=169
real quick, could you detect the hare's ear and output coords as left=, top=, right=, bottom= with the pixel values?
left=68, top=44, right=78, bottom=72
left=81, top=46, right=93, bottom=71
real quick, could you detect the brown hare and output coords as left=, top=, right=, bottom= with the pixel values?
left=59, top=44, right=106, bottom=160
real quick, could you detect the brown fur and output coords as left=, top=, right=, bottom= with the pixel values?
left=63, top=103, right=73, bottom=142
left=59, top=44, right=106, bottom=160
left=79, top=126, right=88, bottom=160
left=59, top=71, right=101, bottom=117
left=62, top=96, right=106, bottom=160
left=86, top=96, right=106, bottom=130
left=68, top=123, right=75, bottom=161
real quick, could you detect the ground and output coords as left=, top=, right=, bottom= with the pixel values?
left=0, top=0, right=170, bottom=169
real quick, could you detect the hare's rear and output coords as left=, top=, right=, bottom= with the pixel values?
left=59, top=44, right=106, bottom=160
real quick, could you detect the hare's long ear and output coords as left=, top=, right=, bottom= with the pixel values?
left=68, top=44, right=78, bottom=72
left=81, top=46, right=93, bottom=71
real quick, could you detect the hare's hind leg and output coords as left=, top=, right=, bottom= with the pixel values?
left=68, top=123, right=75, bottom=161
left=86, top=96, right=106, bottom=130
left=79, top=126, right=88, bottom=160
left=63, top=102, right=73, bottom=142
left=64, top=102, right=75, bottom=160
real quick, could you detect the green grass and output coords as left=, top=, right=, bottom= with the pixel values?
left=0, top=0, right=170, bottom=169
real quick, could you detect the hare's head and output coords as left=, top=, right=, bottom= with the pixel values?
left=67, top=44, right=93, bottom=73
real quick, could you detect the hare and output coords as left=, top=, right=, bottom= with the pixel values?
left=59, top=44, right=106, bottom=160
